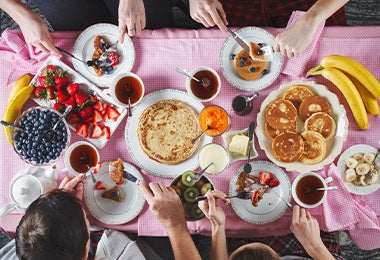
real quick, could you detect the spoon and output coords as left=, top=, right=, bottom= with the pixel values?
left=196, top=190, right=253, bottom=202
left=192, top=162, right=213, bottom=182
left=175, top=67, right=210, bottom=88
left=247, top=92, right=259, bottom=102
left=0, top=120, right=24, bottom=132
left=191, top=125, right=210, bottom=144
left=243, top=121, right=256, bottom=173
left=302, top=185, right=338, bottom=194
left=124, top=83, right=133, bottom=117
left=371, top=141, right=380, bottom=167
left=79, top=152, right=96, bottom=183
left=316, top=186, right=338, bottom=191
left=52, top=105, right=72, bottom=131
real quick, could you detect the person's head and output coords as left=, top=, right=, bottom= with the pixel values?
left=15, top=189, right=90, bottom=260
left=229, top=242, right=280, bottom=260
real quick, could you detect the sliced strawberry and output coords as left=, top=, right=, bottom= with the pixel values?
left=41, top=65, right=57, bottom=76
left=259, top=171, right=272, bottom=186
left=53, top=102, right=65, bottom=113
left=66, top=111, right=80, bottom=124
left=91, top=124, right=103, bottom=139
left=75, top=123, right=89, bottom=138
left=95, top=181, right=106, bottom=190
left=75, top=92, right=89, bottom=107
left=105, top=106, right=120, bottom=121
left=79, top=106, right=93, bottom=119
left=37, top=76, right=55, bottom=88
left=108, top=52, right=120, bottom=66
left=93, top=101, right=103, bottom=112
left=251, top=190, right=258, bottom=206
left=93, top=110, right=103, bottom=123
left=33, top=86, right=47, bottom=99
left=102, top=126, right=110, bottom=139
left=268, top=175, right=280, bottom=188
left=66, top=83, right=79, bottom=96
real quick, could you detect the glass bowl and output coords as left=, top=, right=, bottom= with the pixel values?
left=198, top=105, right=230, bottom=137
left=12, top=106, right=71, bottom=165
left=170, top=171, right=214, bottom=221
left=198, top=143, right=230, bottom=174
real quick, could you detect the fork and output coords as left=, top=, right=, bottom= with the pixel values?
left=196, top=190, right=253, bottom=202
left=259, top=45, right=274, bottom=62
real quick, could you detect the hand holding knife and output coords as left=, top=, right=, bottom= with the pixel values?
left=226, top=27, right=264, bottom=62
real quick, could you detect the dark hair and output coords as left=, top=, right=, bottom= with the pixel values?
left=230, top=243, right=280, bottom=260
left=15, top=189, right=89, bottom=260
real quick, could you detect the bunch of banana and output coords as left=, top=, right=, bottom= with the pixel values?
left=306, top=55, right=380, bottom=130
left=2, top=74, right=33, bottom=145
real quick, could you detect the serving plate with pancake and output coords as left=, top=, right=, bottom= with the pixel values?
left=229, top=160, right=291, bottom=225
left=72, top=23, right=135, bottom=87
left=220, top=27, right=283, bottom=92
left=84, top=161, right=145, bottom=225
left=125, top=89, right=212, bottom=178
left=256, top=80, right=348, bottom=173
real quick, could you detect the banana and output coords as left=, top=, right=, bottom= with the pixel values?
left=316, top=55, right=380, bottom=98
left=307, top=66, right=368, bottom=130
left=349, top=75, right=379, bottom=116
left=8, top=74, right=32, bottom=102
left=2, top=84, right=34, bottom=145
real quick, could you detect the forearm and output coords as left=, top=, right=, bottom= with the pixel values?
left=0, top=0, right=34, bottom=25
left=166, top=225, right=201, bottom=260
left=303, top=0, right=349, bottom=26
left=210, top=224, right=228, bottom=260
left=304, top=243, right=335, bottom=260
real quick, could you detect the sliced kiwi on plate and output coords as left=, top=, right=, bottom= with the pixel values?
left=181, top=171, right=196, bottom=186
left=190, top=204, right=205, bottom=220
left=183, top=187, right=199, bottom=202
left=200, top=183, right=213, bottom=195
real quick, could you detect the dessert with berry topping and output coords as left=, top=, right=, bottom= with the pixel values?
left=89, top=35, right=120, bottom=76
left=101, top=185, right=123, bottom=202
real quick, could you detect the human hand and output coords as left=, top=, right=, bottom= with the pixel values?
left=118, top=0, right=146, bottom=42
left=198, top=190, right=228, bottom=228
left=140, top=181, right=187, bottom=229
left=273, top=17, right=319, bottom=58
left=59, top=174, right=85, bottom=201
left=189, top=0, right=228, bottom=31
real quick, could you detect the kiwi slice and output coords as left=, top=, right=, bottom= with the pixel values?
left=200, top=183, right=213, bottom=195
left=190, top=204, right=205, bottom=220
left=183, top=187, right=199, bottom=203
left=181, top=171, right=196, bottom=187
left=195, top=179, right=205, bottom=191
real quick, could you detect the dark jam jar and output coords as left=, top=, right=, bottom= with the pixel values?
left=232, top=93, right=258, bottom=116
left=190, top=70, right=219, bottom=100
left=115, top=76, right=143, bottom=105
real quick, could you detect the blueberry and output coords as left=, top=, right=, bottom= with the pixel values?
left=257, top=49, right=264, bottom=56
left=239, top=62, right=244, bottom=67
left=229, top=54, right=236, bottom=60
left=249, top=67, right=256, bottom=73
left=105, top=58, right=110, bottom=64
left=241, top=57, right=247, bottom=62
left=86, top=60, right=94, bottom=66
left=258, top=43, right=264, bottom=48
left=262, top=69, right=269, bottom=75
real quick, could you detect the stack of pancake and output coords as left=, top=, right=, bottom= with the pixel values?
left=233, top=42, right=267, bottom=80
left=264, top=85, right=336, bottom=164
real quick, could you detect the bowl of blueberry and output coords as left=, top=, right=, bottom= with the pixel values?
left=12, top=106, right=71, bottom=165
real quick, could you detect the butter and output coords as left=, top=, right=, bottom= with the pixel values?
left=229, top=134, right=249, bottom=155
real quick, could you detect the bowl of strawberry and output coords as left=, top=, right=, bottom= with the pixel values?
left=12, top=106, right=70, bottom=165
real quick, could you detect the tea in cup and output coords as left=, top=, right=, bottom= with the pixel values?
left=109, top=72, right=144, bottom=107
left=291, top=172, right=333, bottom=208
left=64, top=141, right=99, bottom=175
left=186, top=66, right=220, bottom=102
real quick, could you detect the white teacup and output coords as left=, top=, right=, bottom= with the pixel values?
left=291, top=172, right=333, bottom=208
left=109, top=72, right=145, bottom=107
left=63, top=141, right=100, bottom=175
left=186, top=66, right=221, bottom=102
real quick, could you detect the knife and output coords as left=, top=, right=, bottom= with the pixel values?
left=123, top=170, right=140, bottom=184
left=226, top=28, right=263, bottom=62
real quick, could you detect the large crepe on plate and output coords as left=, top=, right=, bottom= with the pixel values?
left=137, top=99, right=201, bottom=165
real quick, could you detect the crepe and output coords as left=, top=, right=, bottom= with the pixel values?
left=137, top=99, right=201, bottom=165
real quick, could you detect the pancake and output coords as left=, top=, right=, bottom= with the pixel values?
left=299, top=95, right=331, bottom=121
left=283, top=85, right=315, bottom=109
left=272, top=132, right=304, bottom=163
left=264, top=120, right=297, bottom=139
left=234, top=42, right=267, bottom=81
left=304, top=112, right=336, bottom=140
left=137, top=99, right=201, bottom=165
left=109, top=158, right=124, bottom=184
left=300, top=131, right=327, bottom=165
left=265, top=99, right=297, bottom=130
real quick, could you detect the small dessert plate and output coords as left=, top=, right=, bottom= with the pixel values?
left=222, top=128, right=258, bottom=163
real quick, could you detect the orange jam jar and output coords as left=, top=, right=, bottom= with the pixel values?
left=199, top=105, right=230, bottom=136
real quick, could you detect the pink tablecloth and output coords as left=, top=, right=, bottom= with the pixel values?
left=1, top=25, right=380, bottom=250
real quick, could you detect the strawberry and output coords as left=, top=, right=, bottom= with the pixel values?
left=53, top=102, right=65, bottom=113
left=79, top=106, right=93, bottom=119
left=93, top=162, right=102, bottom=174
left=95, top=181, right=106, bottom=190
left=54, top=76, right=70, bottom=90
left=46, top=86, right=55, bottom=100
left=93, top=100, right=103, bottom=112
left=93, top=110, right=103, bottom=123
left=108, top=52, right=119, bottom=66
left=102, top=126, right=110, bottom=139
left=268, top=175, right=280, bottom=188
left=75, top=92, right=89, bottom=107
left=64, top=96, right=76, bottom=108
left=75, top=123, right=89, bottom=138
left=41, top=65, right=57, bottom=76
left=90, top=124, right=103, bottom=138
left=251, top=189, right=258, bottom=206
left=66, top=111, right=80, bottom=124
left=55, top=90, right=69, bottom=103
left=33, top=86, right=47, bottom=99
left=259, top=171, right=272, bottom=186
left=37, top=76, right=55, bottom=87
left=105, top=106, right=120, bottom=121
left=66, top=83, right=79, bottom=96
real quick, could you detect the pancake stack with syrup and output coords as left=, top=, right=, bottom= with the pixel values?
left=264, top=85, right=336, bottom=164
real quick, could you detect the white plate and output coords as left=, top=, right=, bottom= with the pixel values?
left=337, top=144, right=380, bottom=195
left=256, top=80, right=348, bottom=173
left=222, top=127, right=258, bottom=163
left=31, top=56, right=127, bottom=149
left=125, top=89, right=212, bottom=178
left=72, top=23, right=135, bottom=87
left=229, top=160, right=291, bottom=225
left=84, top=161, right=145, bottom=225
left=220, top=27, right=283, bottom=92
